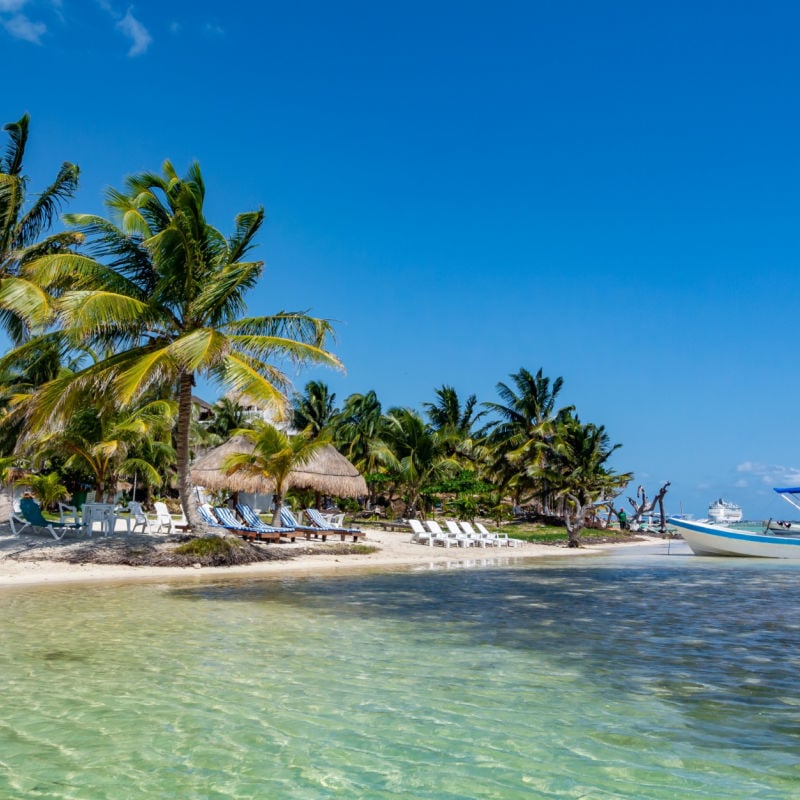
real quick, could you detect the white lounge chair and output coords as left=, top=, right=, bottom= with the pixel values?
left=459, top=520, right=499, bottom=547
left=439, top=520, right=474, bottom=548
left=409, top=519, right=434, bottom=546
left=476, top=522, right=521, bottom=547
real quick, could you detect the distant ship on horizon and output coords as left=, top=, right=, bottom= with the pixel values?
left=707, top=498, right=743, bottom=524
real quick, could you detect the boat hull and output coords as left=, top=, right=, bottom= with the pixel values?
left=668, top=517, right=800, bottom=558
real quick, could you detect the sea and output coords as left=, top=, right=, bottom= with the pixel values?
left=0, top=541, right=798, bottom=799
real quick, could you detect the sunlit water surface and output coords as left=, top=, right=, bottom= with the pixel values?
left=1, top=543, right=799, bottom=799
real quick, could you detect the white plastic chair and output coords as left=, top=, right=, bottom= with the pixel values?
left=127, top=501, right=153, bottom=534
left=408, top=519, right=434, bottom=546
left=152, top=501, right=175, bottom=534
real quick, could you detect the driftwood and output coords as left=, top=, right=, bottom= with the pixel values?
left=626, top=482, right=671, bottom=532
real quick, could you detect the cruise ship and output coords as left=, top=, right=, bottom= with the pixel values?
left=707, top=498, right=743, bottom=524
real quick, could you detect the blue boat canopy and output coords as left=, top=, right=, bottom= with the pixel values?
left=774, top=487, right=800, bottom=494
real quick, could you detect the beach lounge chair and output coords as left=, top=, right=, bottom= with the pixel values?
left=459, top=520, right=499, bottom=547
left=10, top=497, right=86, bottom=540
left=304, top=508, right=366, bottom=542
left=280, top=507, right=330, bottom=541
left=197, top=504, right=265, bottom=542
left=237, top=503, right=298, bottom=542
left=475, top=522, right=521, bottom=547
left=213, top=506, right=280, bottom=543
left=441, top=520, right=476, bottom=548
left=423, top=519, right=464, bottom=547
left=408, top=518, right=434, bottom=546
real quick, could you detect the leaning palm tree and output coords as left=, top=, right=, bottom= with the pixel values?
left=543, top=415, right=630, bottom=547
left=0, top=113, right=80, bottom=342
left=3, top=161, right=341, bottom=529
left=222, top=421, right=330, bottom=526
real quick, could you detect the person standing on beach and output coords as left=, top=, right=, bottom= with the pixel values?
left=618, top=508, right=627, bottom=530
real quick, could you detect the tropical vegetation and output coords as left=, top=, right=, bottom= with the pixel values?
left=0, top=113, right=633, bottom=544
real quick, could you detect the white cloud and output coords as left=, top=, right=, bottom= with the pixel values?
left=734, top=461, right=800, bottom=487
left=734, top=479, right=748, bottom=488
left=3, top=13, right=45, bottom=43
left=116, top=8, right=151, bottom=56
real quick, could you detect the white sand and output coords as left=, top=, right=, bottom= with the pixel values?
left=0, top=524, right=662, bottom=589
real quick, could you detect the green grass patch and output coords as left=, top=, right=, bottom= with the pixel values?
left=174, top=536, right=245, bottom=558
left=348, top=544, right=379, bottom=555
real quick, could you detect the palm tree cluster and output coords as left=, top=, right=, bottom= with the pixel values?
left=291, top=370, right=632, bottom=545
left=0, top=115, right=339, bottom=529
left=0, top=115, right=630, bottom=544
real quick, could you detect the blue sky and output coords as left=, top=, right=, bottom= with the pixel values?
left=3, top=1, right=799, bottom=519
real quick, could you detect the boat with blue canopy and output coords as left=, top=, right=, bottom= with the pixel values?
left=668, top=487, right=800, bottom=557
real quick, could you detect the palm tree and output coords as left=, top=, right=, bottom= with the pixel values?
left=481, top=367, right=574, bottom=509
left=423, top=385, right=484, bottom=436
left=207, top=397, right=247, bottom=439
left=333, top=390, right=392, bottom=476
left=544, top=415, right=630, bottom=547
left=5, top=161, right=341, bottom=529
left=292, top=380, right=338, bottom=437
left=383, top=408, right=460, bottom=517
left=22, top=471, right=69, bottom=512
left=0, top=113, right=80, bottom=342
left=222, top=420, right=330, bottom=526
left=28, top=398, right=176, bottom=502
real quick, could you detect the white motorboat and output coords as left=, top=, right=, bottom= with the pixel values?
left=707, top=498, right=742, bottom=524
left=667, top=516, right=800, bottom=558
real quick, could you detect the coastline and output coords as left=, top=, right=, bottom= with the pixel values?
left=0, top=524, right=664, bottom=589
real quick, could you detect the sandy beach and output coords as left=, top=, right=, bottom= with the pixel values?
left=0, top=523, right=661, bottom=589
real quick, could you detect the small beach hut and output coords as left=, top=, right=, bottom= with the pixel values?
left=189, top=436, right=367, bottom=499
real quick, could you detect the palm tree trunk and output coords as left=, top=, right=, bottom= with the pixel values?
left=176, top=371, right=206, bottom=533
left=271, top=491, right=284, bottom=527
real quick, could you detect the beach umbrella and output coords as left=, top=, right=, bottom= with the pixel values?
left=189, top=436, right=367, bottom=498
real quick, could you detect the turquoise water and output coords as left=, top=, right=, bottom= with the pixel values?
left=1, top=544, right=799, bottom=799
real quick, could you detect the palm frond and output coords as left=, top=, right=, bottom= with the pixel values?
left=227, top=209, right=265, bottom=263
left=0, top=276, right=54, bottom=332
left=15, top=161, right=79, bottom=249
left=2, top=114, right=29, bottom=176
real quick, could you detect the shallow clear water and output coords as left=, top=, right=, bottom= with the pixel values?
left=1, top=543, right=799, bottom=799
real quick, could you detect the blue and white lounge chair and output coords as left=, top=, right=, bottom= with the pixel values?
left=212, top=506, right=280, bottom=543
left=304, top=508, right=365, bottom=542
left=280, top=507, right=331, bottom=541
left=236, top=503, right=297, bottom=542
left=11, top=497, right=87, bottom=540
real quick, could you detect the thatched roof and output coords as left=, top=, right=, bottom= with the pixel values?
left=189, top=437, right=367, bottom=497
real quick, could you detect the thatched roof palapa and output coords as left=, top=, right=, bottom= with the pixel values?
left=189, top=437, right=367, bottom=497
